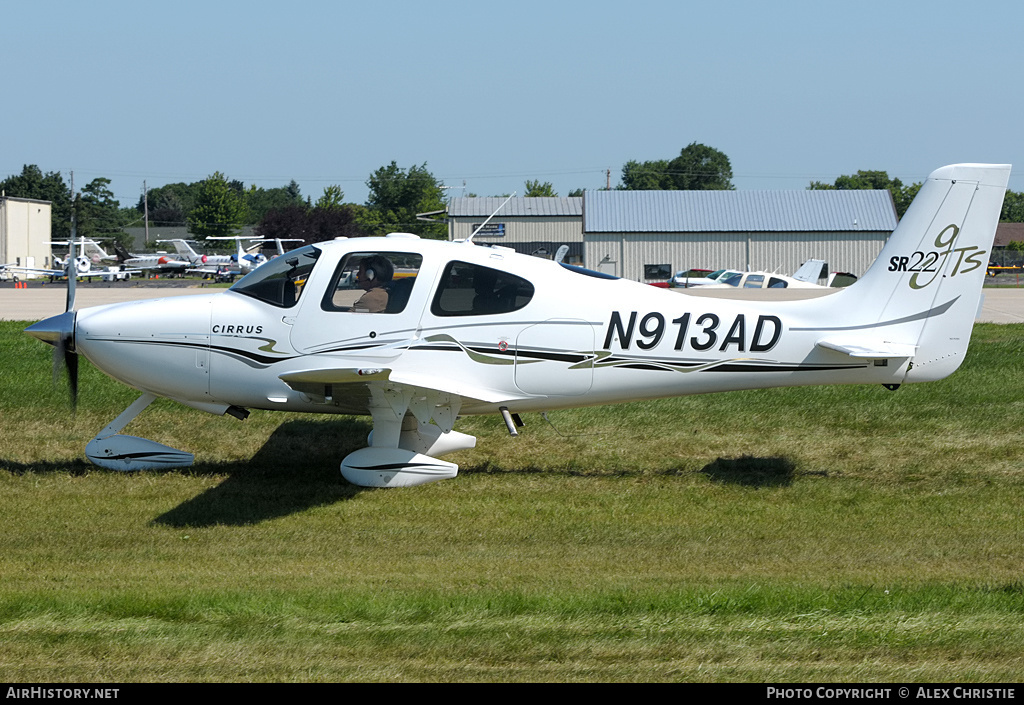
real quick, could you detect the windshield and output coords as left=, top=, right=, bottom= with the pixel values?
left=230, top=244, right=321, bottom=307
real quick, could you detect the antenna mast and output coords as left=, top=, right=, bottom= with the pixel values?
left=466, top=192, right=515, bottom=244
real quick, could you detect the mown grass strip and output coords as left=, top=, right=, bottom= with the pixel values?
left=1, top=321, right=1023, bottom=681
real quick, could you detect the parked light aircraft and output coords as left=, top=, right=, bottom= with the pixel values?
left=676, top=259, right=855, bottom=290
left=112, top=243, right=190, bottom=276
left=6, top=238, right=138, bottom=280
left=25, top=164, right=1009, bottom=487
left=699, top=263, right=857, bottom=290
left=152, top=239, right=276, bottom=278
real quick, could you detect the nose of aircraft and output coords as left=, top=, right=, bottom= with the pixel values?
left=25, top=309, right=79, bottom=407
left=24, top=310, right=76, bottom=350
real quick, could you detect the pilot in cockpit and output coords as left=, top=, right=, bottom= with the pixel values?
left=352, top=255, right=394, bottom=312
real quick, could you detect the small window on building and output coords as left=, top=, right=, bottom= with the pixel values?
left=644, top=264, right=671, bottom=280
left=431, top=261, right=534, bottom=316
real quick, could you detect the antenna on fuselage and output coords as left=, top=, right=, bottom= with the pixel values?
left=465, top=192, right=515, bottom=244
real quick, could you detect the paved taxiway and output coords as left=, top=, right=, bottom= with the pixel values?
left=1, top=281, right=1024, bottom=323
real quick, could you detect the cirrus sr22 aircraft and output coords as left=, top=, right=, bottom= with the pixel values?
left=26, top=163, right=1010, bottom=487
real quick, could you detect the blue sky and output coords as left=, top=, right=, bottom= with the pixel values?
left=3, top=0, right=1022, bottom=209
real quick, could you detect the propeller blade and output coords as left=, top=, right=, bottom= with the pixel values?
left=65, top=243, right=77, bottom=312
left=66, top=345, right=79, bottom=409
left=26, top=310, right=78, bottom=410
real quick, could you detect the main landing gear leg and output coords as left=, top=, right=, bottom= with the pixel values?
left=339, top=384, right=476, bottom=488
left=85, top=392, right=195, bottom=471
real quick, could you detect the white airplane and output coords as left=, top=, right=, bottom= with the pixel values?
left=250, top=238, right=305, bottom=259
left=112, top=242, right=190, bottom=276
left=201, top=233, right=268, bottom=272
left=676, top=260, right=854, bottom=290
left=6, top=238, right=138, bottom=280
left=25, top=164, right=1009, bottom=488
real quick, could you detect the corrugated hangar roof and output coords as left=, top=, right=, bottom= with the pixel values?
left=584, top=189, right=897, bottom=233
left=448, top=196, right=582, bottom=217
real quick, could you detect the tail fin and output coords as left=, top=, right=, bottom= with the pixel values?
left=845, top=163, right=1010, bottom=382
left=793, top=259, right=828, bottom=283
left=159, top=239, right=198, bottom=259
left=113, top=243, right=131, bottom=263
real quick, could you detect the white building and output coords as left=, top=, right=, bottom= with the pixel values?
left=584, top=189, right=897, bottom=281
left=447, top=197, right=584, bottom=263
left=447, top=190, right=897, bottom=281
left=0, top=197, right=52, bottom=277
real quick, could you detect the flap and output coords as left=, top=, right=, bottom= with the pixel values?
left=816, top=337, right=917, bottom=359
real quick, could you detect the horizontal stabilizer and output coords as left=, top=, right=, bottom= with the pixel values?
left=816, top=337, right=917, bottom=359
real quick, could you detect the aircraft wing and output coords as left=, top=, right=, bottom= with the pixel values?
left=816, top=336, right=917, bottom=359
left=3, top=265, right=66, bottom=277
left=279, top=366, right=533, bottom=410
left=80, top=268, right=144, bottom=277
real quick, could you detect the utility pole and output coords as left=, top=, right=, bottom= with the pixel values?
left=143, top=180, right=149, bottom=245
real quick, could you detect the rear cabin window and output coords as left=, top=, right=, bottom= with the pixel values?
left=430, top=261, right=534, bottom=316
left=321, top=252, right=423, bottom=314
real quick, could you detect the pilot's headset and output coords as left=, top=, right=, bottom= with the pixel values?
left=363, top=255, right=393, bottom=283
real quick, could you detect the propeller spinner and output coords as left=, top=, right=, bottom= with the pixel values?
left=25, top=310, right=79, bottom=408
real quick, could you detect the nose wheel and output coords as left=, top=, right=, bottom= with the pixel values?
left=85, top=393, right=194, bottom=471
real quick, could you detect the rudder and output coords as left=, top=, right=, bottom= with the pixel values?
left=850, top=164, right=1009, bottom=382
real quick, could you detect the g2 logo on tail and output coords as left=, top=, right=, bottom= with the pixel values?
left=887, top=224, right=987, bottom=289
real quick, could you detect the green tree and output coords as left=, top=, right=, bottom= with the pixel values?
left=667, top=143, right=734, bottom=190
left=524, top=180, right=557, bottom=197
left=620, top=143, right=734, bottom=190
left=363, top=161, right=446, bottom=238
left=808, top=170, right=920, bottom=218
left=138, top=182, right=201, bottom=226
left=77, top=178, right=121, bottom=238
left=0, top=164, right=73, bottom=238
left=315, top=185, right=345, bottom=211
left=187, top=172, right=249, bottom=239
left=255, top=201, right=367, bottom=243
left=620, top=159, right=672, bottom=190
left=1001, top=190, right=1024, bottom=222
left=245, top=182, right=304, bottom=224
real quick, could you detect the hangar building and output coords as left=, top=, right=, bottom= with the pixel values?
left=0, top=196, right=52, bottom=277
left=447, top=190, right=897, bottom=282
left=447, top=197, right=584, bottom=263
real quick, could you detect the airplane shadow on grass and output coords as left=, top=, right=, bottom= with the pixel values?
left=152, top=418, right=375, bottom=527
left=698, top=455, right=797, bottom=488
left=4, top=420, right=802, bottom=527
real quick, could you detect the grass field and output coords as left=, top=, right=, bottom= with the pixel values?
left=1, top=320, right=1023, bottom=682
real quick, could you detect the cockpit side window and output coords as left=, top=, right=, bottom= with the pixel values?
left=321, top=251, right=423, bottom=314
left=230, top=245, right=320, bottom=308
left=430, top=261, right=534, bottom=317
